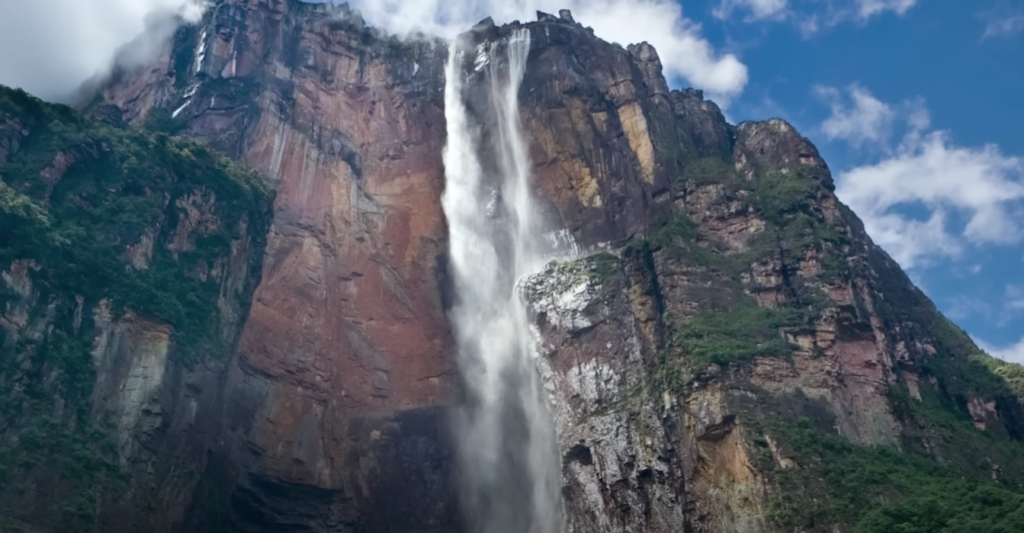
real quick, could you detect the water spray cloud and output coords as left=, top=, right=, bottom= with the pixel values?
left=350, top=0, right=749, bottom=101
left=0, top=0, right=205, bottom=102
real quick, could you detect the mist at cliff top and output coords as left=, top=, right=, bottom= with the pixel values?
left=0, top=0, right=204, bottom=103
left=346, top=0, right=748, bottom=101
left=0, top=0, right=748, bottom=105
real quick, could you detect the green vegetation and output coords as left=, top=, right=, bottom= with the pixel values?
left=758, top=314, right=1024, bottom=533
left=141, top=106, right=186, bottom=135
left=644, top=294, right=807, bottom=397
left=670, top=158, right=851, bottom=282
left=747, top=248, right=1024, bottom=533
left=0, top=85, right=271, bottom=366
left=650, top=213, right=735, bottom=272
left=0, top=85, right=272, bottom=529
left=982, top=355, right=1024, bottom=399
left=646, top=171, right=823, bottom=377
left=583, top=252, right=621, bottom=283
left=539, top=252, right=623, bottom=300
left=0, top=417, right=126, bottom=526
left=750, top=171, right=815, bottom=227
left=664, top=135, right=1024, bottom=533
left=678, top=156, right=742, bottom=189
left=748, top=171, right=850, bottom=282
left=762, top=416, right=1024, bottom=533
left=675, top=304, right=799, bottom=368
left=0, top=333, right=126, bottom=529
left=648, top=351, right=688, bottom=398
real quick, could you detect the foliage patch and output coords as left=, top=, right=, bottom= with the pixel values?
left=0, top=84, right=272, bottom=529
left=762, top=406, right=1024, bottom=533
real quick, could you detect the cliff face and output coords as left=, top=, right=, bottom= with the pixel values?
left=102, top=1, right=459, bottom=530
left=39, top=1, right=1024, bottom=532
left=0, top=86, right=273, bottom=531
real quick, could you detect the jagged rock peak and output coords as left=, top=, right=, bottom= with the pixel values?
left=473, top=16, right=497, bottom=31
left=536, top=9, right=580, bottom=25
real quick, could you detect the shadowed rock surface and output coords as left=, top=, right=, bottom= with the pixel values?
left=0, top=1, right=1022, bottom=532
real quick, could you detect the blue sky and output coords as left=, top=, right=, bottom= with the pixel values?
left=1, top=0, right=1020, bottom=362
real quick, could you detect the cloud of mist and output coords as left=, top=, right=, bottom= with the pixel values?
left=0, top=0, right=747, bottom=103
left=347, top=0, right=749, bottom=101
left=0, top=0, right=204, bottom=103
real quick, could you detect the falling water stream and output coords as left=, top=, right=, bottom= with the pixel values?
left=442, top=29, right=567, bottom=533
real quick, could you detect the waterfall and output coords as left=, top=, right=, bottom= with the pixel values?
left=442, top=29, right=566, bottom=533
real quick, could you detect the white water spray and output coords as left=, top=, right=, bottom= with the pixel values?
left=442, top=29, right=568, bottom=533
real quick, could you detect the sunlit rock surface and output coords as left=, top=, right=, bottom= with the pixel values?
left=0, top=0, right=1011, bottom=531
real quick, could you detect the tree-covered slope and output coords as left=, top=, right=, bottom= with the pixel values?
left=0, top=86, right=273, bottom=532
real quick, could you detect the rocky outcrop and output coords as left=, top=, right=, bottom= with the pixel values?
left=514, top=88, right=1024, bottom=533
left=100, top=1, right=459, bottom=530
left=0, top=86, right=273, bottom=532
left=76, top=3, right=1024, bottom=533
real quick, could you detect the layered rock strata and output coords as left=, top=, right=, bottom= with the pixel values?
left=54, top=2, right=1024, bottom=532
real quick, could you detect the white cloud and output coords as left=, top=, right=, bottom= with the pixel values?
left=978, top=2, right=1024, bottom=41
left=349, top=0, right=749, bottom=100
left=1006, top=285, right=1024, bottom=310
left=716, top=0, right=918, bottom=31
left=945, top=295, right=993, bottom=322
left=0, top=0, right=204, bottom=102
left=981, top=14, right=1024, bottom=40
left=814, top=84, right=897, bottom=147
left=714, top=0, right=789, bottom=21
left=950, top=285, right=1024, bottom=329
left=0, top=0, right=747, bottom=103
left=976, top=337, right=1024, bottom=365
left=832, top=87, right=1024, bottom=269
left=904, top=97, right=931, bottom=131
left=854, top=0, right=917, bottom=19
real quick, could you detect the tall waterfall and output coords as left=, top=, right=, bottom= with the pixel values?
left=442, top=29, right=565, bottom=533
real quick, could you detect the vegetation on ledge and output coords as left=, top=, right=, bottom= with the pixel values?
left=670, top=157, right=851, bottom=283
left=762, top=393, right=1024, bottom=533
left=0, top=85, right=272, bottom=366
left=673, top=304, right=799, bottom=368
left=0, top=85, right=272, bottom=530
left=662, top=148, right=1024, bottom=533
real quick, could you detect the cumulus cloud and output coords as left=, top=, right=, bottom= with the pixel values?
left=853, top=0, right=916, bottom=19
left=814, top=84, right=897, bottom=147
left=976, top=337, right=1024, bottom=365
left=0, top=0, right=747, bottom=103
left=349, top=0, right=749, bottom=100
left=0, top=0, right=204, bottom=102
left=713, top=0, right=789, bottom=21
left=715, top=0, right=918, bottom=31
left=831, top=87, right=1024, bottom=269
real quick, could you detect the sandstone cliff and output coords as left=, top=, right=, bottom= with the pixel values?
left=0, top=85, right=273, bottom=531
left=452, top=16, right=1024, bottom=533
left=0, top=0, right=1016, bottom=532
left=101, top=1, right=459, bottom=530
